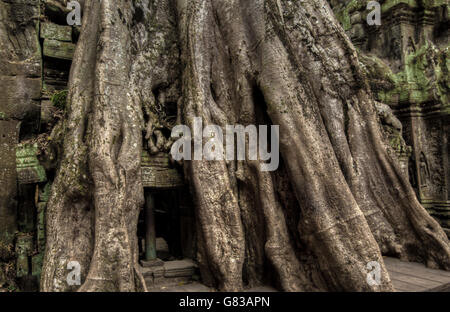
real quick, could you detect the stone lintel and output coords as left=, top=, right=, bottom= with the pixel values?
left=40, top=22, right=72, bottom=42
left=43, top=39, right=75, bottom=60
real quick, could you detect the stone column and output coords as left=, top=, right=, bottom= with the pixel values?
left=169, top=190, right=182, bottom=258
left=0, top=120, right=18, bottom=248
left=145, top=191, right=157, bottom=261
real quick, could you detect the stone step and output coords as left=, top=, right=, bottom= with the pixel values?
left=164, top=259, right=197, bottom=278
left=142, top=259, right=198, bottom=289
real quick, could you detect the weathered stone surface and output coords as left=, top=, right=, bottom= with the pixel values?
left=43, top=39, right=75, bottom=60
left=375, top=101, right=412, bottom=177
left=331, top=0, right=450, bottom=234
left=17, top=185, right=37, bottom=233
left=38, top=182, right=52, bottom=203
left=16, top=144, right=47, bottom=184
left=0, top=75, right=41, bottom=123
left=40, top=22, right=72, bottom=42
left=31, top=253, right=44, bottom=280
left=142, top=151, right=184, bottom=189
left=40, top=100, right=55, bottom=126
left=15, top=234, right=33, bottom=278
left=0, top=120, right=18, bottom=248
left=141, top=258, right=164, bottom=268
left=0, top=0, right=42, bottom=125
left=142, top=259, right=198, bottom=289
left=36, top=202, right=46, bottom=253
left=164, top=259, right=197, bottom=278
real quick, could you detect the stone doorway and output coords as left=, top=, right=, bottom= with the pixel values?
left=138, top=189, right=196, bottom=263
left=139, top=151, right=198, bottom=289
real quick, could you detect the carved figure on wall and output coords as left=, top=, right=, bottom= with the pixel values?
left=419, top=152, right=431, bottom=189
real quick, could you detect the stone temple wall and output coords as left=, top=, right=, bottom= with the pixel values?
left=330, top=0, right=450, bottom=235
left=0, top=0, right=76, bottom=291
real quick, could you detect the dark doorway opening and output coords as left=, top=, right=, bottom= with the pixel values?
left=138, top=188, right=196, bottom=262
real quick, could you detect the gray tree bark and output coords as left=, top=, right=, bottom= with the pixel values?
left=41, top=0, right=450, bottom=292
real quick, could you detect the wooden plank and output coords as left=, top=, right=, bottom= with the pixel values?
left=427, top=283, right=450, bottom=292
left=384, top=257, right=450, bottom=292
left=388, top=266, right=450, bottom=284
left=390, top=278, right=427, bottom=292
left=388, top=270, right=441, bottom=289
left=384, top=257, right=450, bottom=283
left=384, top=257, right=450, bottom=277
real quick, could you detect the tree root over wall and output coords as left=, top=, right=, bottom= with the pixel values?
left=41, top=0, right=450, bottom=292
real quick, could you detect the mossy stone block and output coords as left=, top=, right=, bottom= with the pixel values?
left=40, top=22, right=72, bottom=42
left=43, top=39, right=75, bottom=60
left=16, top=144, right=47, bottom=184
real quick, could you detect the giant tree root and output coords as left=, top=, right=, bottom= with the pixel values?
left=41, top=0, right=450, bottom=292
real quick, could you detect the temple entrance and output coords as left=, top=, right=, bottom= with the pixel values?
left=138, top=189, right=196, bottom=262
left=138, top=151, right=198, bottom=289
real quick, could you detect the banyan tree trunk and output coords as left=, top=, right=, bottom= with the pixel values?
left=41, top=0, right=450, bottom=292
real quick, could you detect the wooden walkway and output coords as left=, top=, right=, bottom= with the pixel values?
left=384, top=257, right=450, bottom=292
left=149, top=257, right=450, bottom=292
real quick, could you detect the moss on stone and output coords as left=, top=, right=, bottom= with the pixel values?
left=51, top=89, right=68, bottom=110
left=332, top=0, right=366, bottom=31
left=386, top=43, right=448, bottom=105
left=40, top=22, right=72, bottom=42
left=360, top=41, right=449, bottom=108
left=332, top=0, right=449, bottom=31
left=16, top=144, right=47, bottom=183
